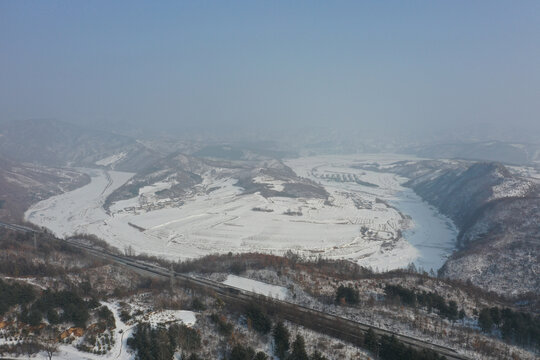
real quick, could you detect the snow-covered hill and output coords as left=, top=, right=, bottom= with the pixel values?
left=385, top=160, right=540, bottom=295
left=0, top=156, right=89, bottom=222
left=0, top=119, right=161, bottom=172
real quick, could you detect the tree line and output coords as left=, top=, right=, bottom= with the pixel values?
left=127, top=322, right=201, bottom=360
left=478, top=306, right=540, bottom=350
left=363, top=329, right=447, bottom=360
left=0, top=278, right=35, bottom=316
left=384, top=284, right=462, bottom=321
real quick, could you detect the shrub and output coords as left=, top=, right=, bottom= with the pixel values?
left=335, top=285, right=359, bottom=305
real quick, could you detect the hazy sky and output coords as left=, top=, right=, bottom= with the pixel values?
left=1, top=1, right=539, bottom=141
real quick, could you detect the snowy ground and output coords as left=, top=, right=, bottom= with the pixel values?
left=1, top=303, right=197, bottom=360
left=0, top=302, right=133, bottom=360
left=143, top=310, right=197, bottom=327
left=223, top=274, right=289, bottom=300
left=25, top=155, right=457, bottom=272
left=286, top=154, right=457, bottom=272
left=95, top=152, right=127, bottom=167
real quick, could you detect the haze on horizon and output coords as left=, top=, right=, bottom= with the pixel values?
left=1, top=1, right=539, bottom=143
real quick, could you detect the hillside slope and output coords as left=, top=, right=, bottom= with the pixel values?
left=105, top=152, right=328, bottom=211
left=0, top=156, right=89, bottom=222
left=392, top=161, right=540, bottom=295
left=0, top=119, right=161, bottom=172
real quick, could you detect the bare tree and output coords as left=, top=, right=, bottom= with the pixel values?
left=44, top=343, right=58, bottom=360
left=124, top=244, right=136, bottom=256
left=41, top=328, right=59, bottom=360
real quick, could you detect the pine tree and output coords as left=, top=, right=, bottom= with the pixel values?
left=489, top=307, right=501, bottom=327
left=272, top=321, right=290, bottom=359
left=229, top=344, right=255, bottom=360
left=478, top=308, right=493, bottom=333
left=289, top=335, right=309, bottom=360
left=310, top=350, right=328, bottom=360
left=447, top=300, right=458, bottom=321
left=254, top=352, right=268, bottom=360
left=363, top=328, right=378, bottom=354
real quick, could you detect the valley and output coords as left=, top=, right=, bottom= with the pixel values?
left=3, top=4, right=540, bottom=358
left=25, top=154, right=456, bottom=273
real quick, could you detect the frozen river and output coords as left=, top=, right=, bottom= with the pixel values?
left=391, top=190, right=457, bottom=272
left=25, top=155, right=457, bottom=272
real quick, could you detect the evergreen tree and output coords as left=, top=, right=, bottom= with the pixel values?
left=458, top=309, right=466, bottom=321
left=478, top=308, right=493, bottom=333
left=27, top=309, right=42, bottom=326
left=272, top=321, right=290, bottom=359
left=363, top=328, right=378, bottom=354
left=289, top=335, right=309, bottom=360
left=229, top=344, right=255, bottom=360
left=310, top=350, right=328, bottom=360
left=447, top=300, right=458, bottom=321
left=246, top=304, right=272, bottom=334
left=47, top=308, right=60, bottom=324
left=489, top=307, right=501, bottom=327
left=335, top=285, right=359, bottom=305
left=254, top=352, right=268, bottom=360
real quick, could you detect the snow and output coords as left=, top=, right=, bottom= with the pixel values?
left=286, top=154, right=457, bottom=272
left=3, top=277, right=48, bottom=290
left=3, top=302, right=138, bottom=360
left=25, top=155, right=458, bottom=272
left=489, top=178, right=534, bottom=201
left=143, top=310, right=197, bottom=327
left=2, top=302, right=196, bottom=360
left=95, top=152, right=127, bottom=167
left=252, top=175, right=285, bottom=192
left=25, top=168, right=135, bottom=239
left=223, top=274, right=289, bottom=300
left=138, top=181, right=173, bottom=196
left=391, top=192, right=456, bottom=272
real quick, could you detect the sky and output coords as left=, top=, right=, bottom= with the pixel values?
left=1, top=1, right=540, bottom=142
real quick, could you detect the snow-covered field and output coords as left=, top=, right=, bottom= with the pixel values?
left=223, top=274, right=289, bottom=300
left=95, top=152, right=127, bottom=167
left=25, top=168, right=135, bottom=241
left=287, top=154, right=457, bottom=272
left=25, top=155, right=457, bottom=272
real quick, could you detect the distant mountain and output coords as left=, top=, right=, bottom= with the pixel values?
left=0, top=119, right=161, bottom=172
left=193, top=143, right=296, bottom=161
left=405, top=140, right=540, bottom=165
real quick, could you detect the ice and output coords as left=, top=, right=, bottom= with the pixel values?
left=391, top=190, right=457, bottom=272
